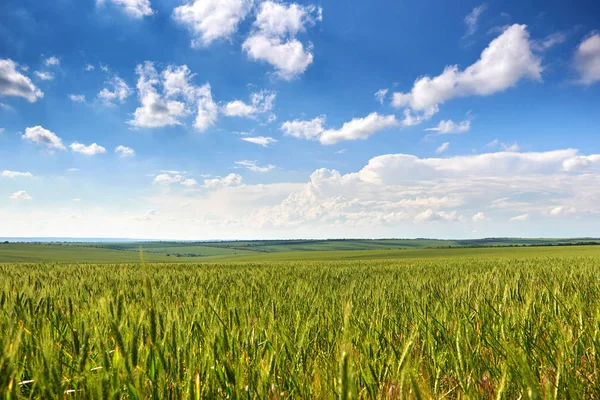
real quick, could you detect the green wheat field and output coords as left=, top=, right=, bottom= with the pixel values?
left=1, top=242, right=600, bottom=398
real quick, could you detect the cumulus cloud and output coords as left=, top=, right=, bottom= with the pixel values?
left=435, top=142, right=449, bottom=154
left=235, top=160, right=276, bottom=172
left=241, top=136, right=278, bottom=147
left=463, top=4, right=487, bottom=38
left=222, top=90, right=276, bottom=117
left=127, top=62, right=217, bottom=131
left=97, top=0, right=154, bottom=18
left=0, top=59, right=44, bottom=102
left=425, top=119, right=471, bottom=134
left=392, top=25, right=542, bottom=124
left=115, top=145, right=135, bottom=158
left=70, top=142, right=107, bottom=156
left=281, top=113, right=398, bottom=145
left=22, top=126, right=65, bottom=150
left=98, top=76, right=132, bottom=105
left=44, top=56, right=60, bottom=66
left=242, top=1, right=322, bottom=79
left=415, top=209, right=463, bottom=222
left=173, top=0, right=253, bottom=47
left=68, top=94, right=86, bottom=102
left=562, top=154, right=600, bottom=171
left=1, top=170, right=33, bottom=178
left=472, top=212, right=488, bottom=222
left=85, top=64, right=95, bottom=72
left=34, top=71, right=54, bottom=81
left=204, top=173, right=243, bottom=188
left=9, top=191, right=31, bottom=200
left=181, top=178, right=198, bottom=187
left=574, top=33, right=600, bottom=85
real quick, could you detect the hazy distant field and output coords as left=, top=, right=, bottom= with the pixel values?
left=2, top=252, right=600, bottom=398
left=2, top=238, right=599, bottom=263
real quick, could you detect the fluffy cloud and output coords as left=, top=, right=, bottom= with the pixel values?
left=242, top=1, right=322, bottom=79
left=574, top=33, right=600, bottom=85
left=425, top=119, right=471, bottom=134
left=435, top=142, right=449, bottom=154
left=173, top=0, right=253, bottom=47
left=463, top=4, right=486, bottom=38
left=240, top=148, right=600, bottom=229
left=181, top=178, right=198, bottom=187
left=44, top=56, right=60, bottom=66
left=392, top=25, right=542, bottom=124
left=97, top=0, right=154, bottom=18
left=204, top=173, right=243, bottom=188
left=222, top=90, right=276, bottom=117
left=374, top=89, right=388, bottom=105
left=115, top=145, right=135, bottom=158
left=281, top=113, right=397, bottom=145
left=68, top=94, right=86, bottom=102
left=235, top=160, right=276, bottom=172
left=1, top=170, right=33, bottom=178
left=154, top=172, right=199, bottom=187
left=98, top=76, right=132, bottom=105
left=22, top=126, right=65, bottom=150
left=128, top=62, right=217, bottom=131
left=241, top=136, right=277, bottom=147
left=34, top=71, right=54, bottom=81
left=562, top=154, right=600, bottom=171
left=281, top=116, right=325, bottom=140
left=70, top=142, right=107, bottom=156
left=0, top=59, right=44, bottom=102
left=472, top=212, right=488, bottom=222
left=9, top=191, right=31, bottom=200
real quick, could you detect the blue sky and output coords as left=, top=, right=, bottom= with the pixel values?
left=1, top=0, right=599, bottom=239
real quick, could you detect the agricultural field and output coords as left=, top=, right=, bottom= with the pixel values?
left=2, top=247, right=600, bottom=398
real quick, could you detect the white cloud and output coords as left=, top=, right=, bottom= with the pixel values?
left=436, top=142, right=450, bottom=154
left=281, top=113, right=397, bottom=145
left=154, top=173, right=184, bottom=185
left=415, top=209, right=463, bottom=222
left=574, top=33, right=600, bottom=85
left=44, top=56, right=60, bottom=66
left=241, top=136, right=278, bottom=147
left=242, top=1, right=322, bottom=79
left=85, top=64, right=95, bottom=72
left=281, top=116, right=325, bottom=140
left=128, top=62, right=217, bottom=131
left=222, top=90, right=276, bottom=117
left=73, top=198, right=81, bottom=202
left=463, top=4, right=487, bottom=38
left=501, top=142, right=520, bottom=152
left=34, top=71, right=54, bottom=81
left=0, top=59, right=44, bottom=102
left=425, top=119, right=471, bottom=134
left=510, top=213, right=529, bottom=221
left=487, top=139, right=499, bottom=148
left=181, top=178, right=198, bottom=187
left=534, top=31, right=568, bottom=51
left=22, top=126, right=65, bottom=150
left=100, top=64, right=109, bottom=72
left=1, top=170, right=33, bottom=178
left=374, top=89, right=388, bottom=105
left=134, top=209, right=158, bottom=221
left=115, top=145, right=135, bottom=158
left=562, top=154, right=600, bottom=171
left=97, top=0, right=154, bottom=18
left=9, top=191, right=31, bottom=200
left=392, top=25, right=542, bottom=124
left=98, top=76, right=132, bottom=105
left=173, top=0, right=253, bottom=47
left=235, top=160, right=276, bottom=172
left=194, top=84, right=218, bottom=131
left=319, top=113, right=398, bottom=145
left=472, top=212, right=488, bottom=222
left=70, top=142, right=107, bottom=156
left=204, top=173, right=243, bottom=188
left=68, top=94, right=86, bottom=102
